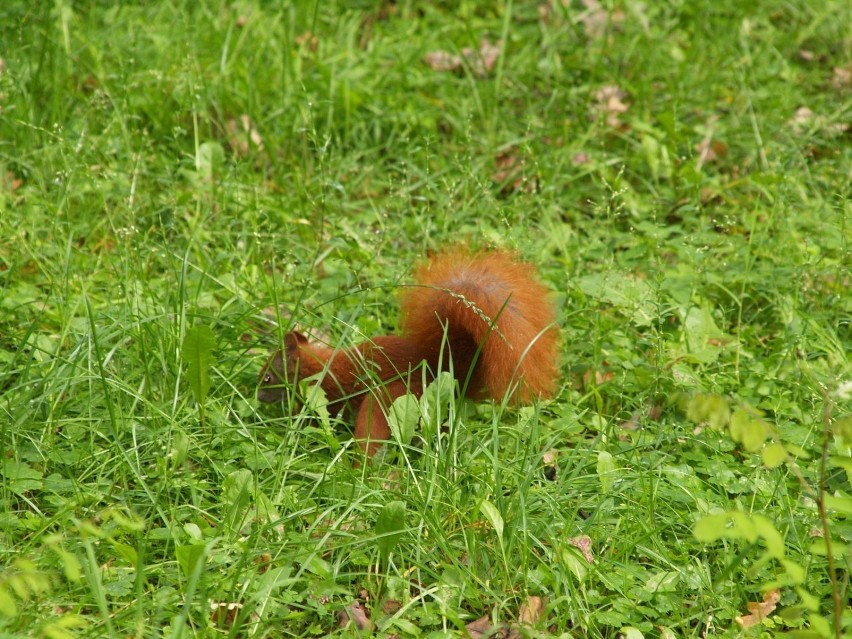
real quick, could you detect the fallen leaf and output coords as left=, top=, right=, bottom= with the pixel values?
left=519, top=596, right=546, bottom=626
left=423, top=50, right=461, bottom=72
left=226, top=114, right=264, bottom=157
left=569, top=535, right=594, bottom=563
left=424, top=39, right=501, bottom=76
left=582, top=367, right=614, bottom=387
left=382, top=598, right=402, bottom=614
left=492, top=147, right=537, bottom=194
left=3, top=171, right=23, bottom=193
left=695, top=138, right=728, bottom=167
left=789, top=106, right=814, bottom=133
left=797, top=49, right=814, bottom=62
left=831, top=66, right=851, bottom=90
left=735, top=589, right=781, bottom=628
left=295, top=31, right=318, bottom=52
left=580, top=0, right=625, bottom=40
left=210, top=601, right=243, bottom=630
left=593, top=85, right=630, bottom=128
left=466, top=615, right=494, bottom=638
left=255, top=552, right=271, bottom=574
left=339, top=601, right=373, bottom=631
left=470, top=39, right=501, bottom=74
left=619, top=411, right=642, bottom=431
left=466, top=615, right=515, bottom=639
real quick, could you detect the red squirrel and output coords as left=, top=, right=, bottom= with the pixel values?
left=257, top=249, right=560, bottom=457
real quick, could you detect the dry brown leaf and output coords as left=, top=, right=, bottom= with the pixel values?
left=471, top=39, right=501, bottom=74
left=423, top=50, right=461, bottom=72
left=466, top=615, right=494, bottom=638
left=735, top=589, right=780, bottom=628
left=695, top=138, right=728, bottom=167
left=572, top=152, right=591, bottom=165
left=619, top=411, right=642, bottom=432
left=580, top=0, right=625, bottom=40
left=210, top=601, right=244, bottom=630
left=3, top=171, right=23, bottom=193
left=226, top=114, right=264, bottom=157
left=798, top=49, right=814, bottom=62
left=594, top=85, right=630, bottom=128
left=424, top=39, right=501, bottom=76
left=831, top=66, right=851, bottom=90
left=569, top=535, right=594, bottom=563
left=295, top=31, right=318, bottom=52
left=382, top=598, right=402, bottom=615
left=492, top=148, right=537, bottom=194
left=339, top=601, right=373, bottom=631
left=582, top=367, right=614, bottom=387
left=543, top=449, right=558, bottom=481
left=519, top=596, right=546, bottom=626
left=789, top=106, right=814, bottom=133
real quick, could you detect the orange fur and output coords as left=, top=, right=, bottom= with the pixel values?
left=257, top=249, right=560, bottom=458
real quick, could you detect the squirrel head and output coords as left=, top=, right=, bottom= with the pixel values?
left=256, top=331, right=307, bottom=404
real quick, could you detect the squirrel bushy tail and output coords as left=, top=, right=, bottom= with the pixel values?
left=400, top=249, right=559, bottom=403
left=257, top=247, right=560, bottom=459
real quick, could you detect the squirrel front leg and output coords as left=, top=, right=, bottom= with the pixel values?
left=354, top=379, right=420, bottom=458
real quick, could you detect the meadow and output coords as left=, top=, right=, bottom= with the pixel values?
left=0, top=1, right=850, bottom=637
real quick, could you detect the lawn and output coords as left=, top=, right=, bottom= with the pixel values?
left=0, top=1, right=850, bottom=637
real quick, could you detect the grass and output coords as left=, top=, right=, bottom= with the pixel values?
left=1, top=0, right=850, bottom=637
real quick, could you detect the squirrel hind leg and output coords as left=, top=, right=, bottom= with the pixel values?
left=353, top=379, right=420, bottom=459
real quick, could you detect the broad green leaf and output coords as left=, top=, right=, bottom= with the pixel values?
left=559, top=546, right=589, bottom=581
left=795, top=587, right=820, bottom=612
left=301, top=379, right=331, bottom=429
left=833, top=416, right=852, bottom=444
left=196, top=141, right=224, bottom=179
left=620, top=627, right=644, bottom=639
left=110, top=542, right=138, bottom=567
left=387, top=394, right=420, bottom=446
left=577, top=272, right=657, bottom=326
left=751, top=514, right=785, bottom=559
left=1, top=460, right=43, bottom=495
left=175, top=544, right=206, bottom=578
left=376, top=501, right=406, bottom=562
left=53, top=548, right=82, bottom=582
left=0, top=586, right=17, bottom=616
left=824, top=494, right=852, bottom=515
left=222, top=469, right=253, bottom=504
left=693, top=513, right=730, bottom=542
left=596, top=451, right=616, bottom=493
left=685, top=393, right=730, bottom=430
left=479, top=500, right=504, bottom=541
left=421, top=372, right=455, bottom=435
left=730, top=408, right=768, bottom=452
left=181, top=326, right=216, bottom=403
left=808, top=614, right=831, bottom=638
left=809, top=539, right=848, bottom=558
left=645, top=571, right=679, bottom=593
left=682, top=306, right=726, bottom=364
left=761, top=443, right=787, bottom=468
left=658, top=627, right=678, bottom=639
left=222, top=469, right=253, bottom=535
left=780, top=558, right=805, bottom=584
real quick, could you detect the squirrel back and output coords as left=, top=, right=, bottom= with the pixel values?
left=400, top=249, right=558, bottom=402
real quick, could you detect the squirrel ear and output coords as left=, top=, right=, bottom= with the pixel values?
left=284, top=331, right=307, bottom=351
